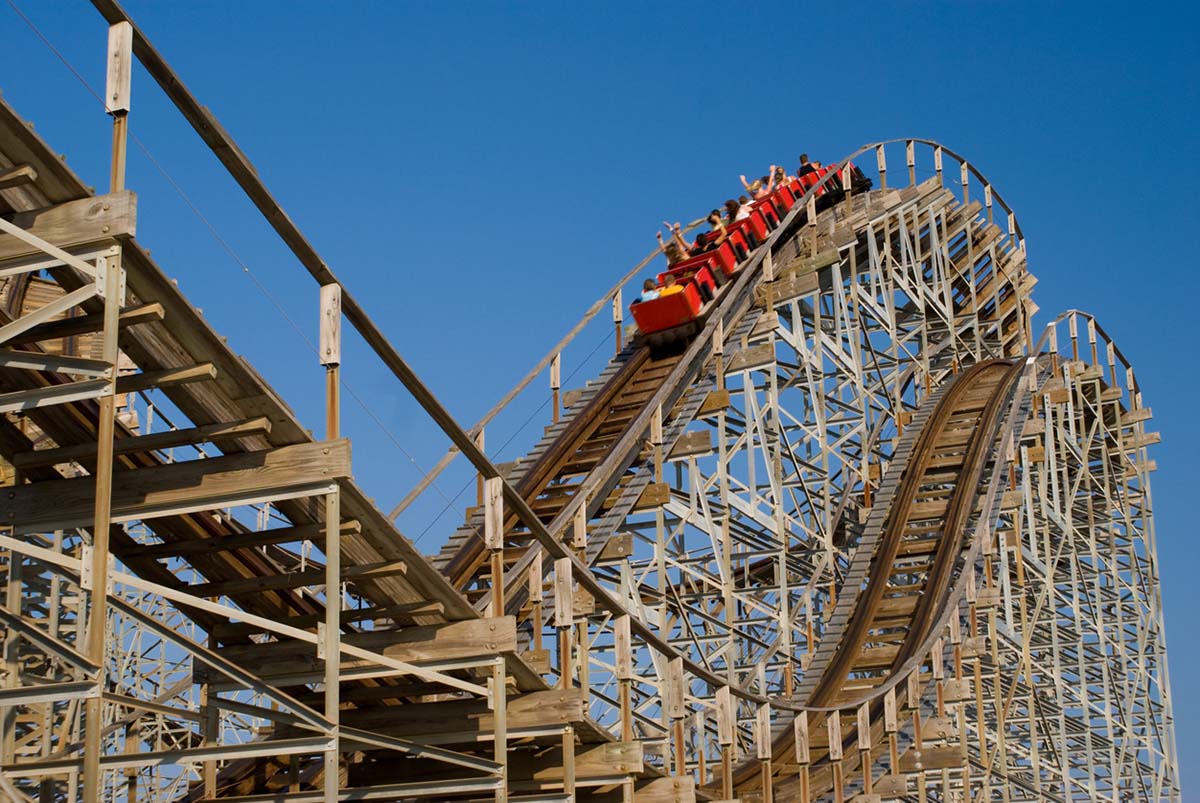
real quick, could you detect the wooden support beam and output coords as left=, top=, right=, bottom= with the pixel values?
left=0, top=349, right=110, bottom=377
left=277, top=688, right=582, bottom=745
left=182, top=560, right=405, bottom=601
left=117, top=518, right=356, bottom=560
left=0, top=191, right=136, bottom=262
left=114, top=362, right=216, bottom=394
left=0, top=165, right=36, bottom=191
left=349, top=742, right=643, bottom=789
left=197, top=617, right=516, bottom=684
left=13, top=416, right=272, bottom=469
left=5, top=302, right=163, bottom=346
left=0, top=378, right=108, bottom=414
left=209, top=600, right=443, bottom=640
left=0, top=438, right=351, bottom=533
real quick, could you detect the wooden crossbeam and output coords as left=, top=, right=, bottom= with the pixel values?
left=6, top=302, right=163, bottom=346
left=275, top=688, right=582, bottom=745
left=209, top=600, right=444, bottom=640
left=13, top=416, right=272, bottom=469
left=0, top=349, right=111, bottom=377
left=117, top=517, right=357, bottom=560
left=0, top=438, right=351, bottom=533
left=0, top=378, right=108, bottom=415
left=0, top=164, right=37, bottom=191
left=115, top=362, right=216, bottom=394
left=198, top=617, right=517, bottom=684
left=350, top=741, right=643, bottom=788
left=183, top=559, right=405, bottom=600
left=0, top=191, right=136, bottom=262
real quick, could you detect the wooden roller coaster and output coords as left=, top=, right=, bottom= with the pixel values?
left=0, top=4, right=1179, bottom=803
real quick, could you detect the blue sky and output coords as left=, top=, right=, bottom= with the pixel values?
left=3, top=0, right=1198, bottom=784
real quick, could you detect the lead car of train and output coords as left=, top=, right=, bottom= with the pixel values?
left=629, top=162, right=871, bottom=347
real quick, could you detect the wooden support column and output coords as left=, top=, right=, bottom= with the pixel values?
left=612, top=290, right=623, bottom=355
left=321, top=284, right=342, bottom=439
left=485, top=476, right=504, bottom=618
left=84, top=24, right=132, bottom=799
left=82, top=253, right=122, bottom=801
left=550, top=352, right=561, bottom=423
left=828, top=712, right=844, bottom=803
left=554, top=557, right=573, bottom=689
left=2, top=548, right=21, bottom=764
left=615, top=614, right=633, bottom=742
left=666, top=657, right=685, bottom=777
left=716, top=686, right=733, bottom=799
left=794, top=711, right=811, bottom=803
left=320, top=281, right=342, bottom=803
left=756, top=702, right=773, bottom=803
left=876, top=143, right=887, bottom=190
left=492, top=658, right=507, bottom=803
left=561, top=724, right=576, bottom=801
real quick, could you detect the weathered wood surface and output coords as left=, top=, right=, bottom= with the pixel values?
left=0, top=191, right=136, bottom=261
left=0, top=439, right=350, bottom=532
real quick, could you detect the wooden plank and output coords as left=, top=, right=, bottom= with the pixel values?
left=6, top=302, right=163, bottom=346
left=115, top=362, right=216, bottom=394
left=0, top=439, right=351, bottom=533
left=725, top=344, right=775, bottom=374
left=596, top=532, right=633, bottom=562
left=698, top=389, right=731, bottom=415
left=198, top=617, right=517, bottom=683
left=668, top=430, right=713, bottom=460
left=634, top=776, right=695, bottom=803
left=13, top=416, right=273, bottom=469
left=898, top=745, right=963, bottom=772
left=0, top=191, right=136, bottom=262
left=634, top=482, right=670, bottom=511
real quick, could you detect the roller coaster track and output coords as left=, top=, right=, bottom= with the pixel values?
left=0, top=8, right=1179, bottom=800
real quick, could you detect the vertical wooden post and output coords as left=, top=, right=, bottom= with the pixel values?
left=492, top=657, right=508, bottom=803
left=615, top=614, right=633, bottom=741
left=106, top=22, right=132, bottom=192
left=484, top=476, right=505, bottom=617
left=554, top=557, right=573, bottom=689
left=716, top=686, right=734, bottom=799
left=667, top=657, right=685, bottom=776
left=906, top=140, right=916, bottom=186
left=83, top=250, right=122, bottom=802
left=550, top=352, right=561, bottom=423
left=562, top=725, right=576, bottom=800
left=612, top=290, right=623, bottom=355
left=320, top=284, right=342, bottom=438
left=529, top=550, right=544, bottom=652
left=756, top=702, right=773, bottom=803
left=84, top=25, right=133, bottom=799
left=319, top=280, right=342, bottom=803
left=322, top=487, right=341, bottom=803
left=934, top=146, right=943, bottom=187
left=876, top=143, right=887, bottom=190
left=794, top=711, right=811, bottom=803
left=828, top=712, right=844, bottom=803
left=2, top=551, right=22, bottom=763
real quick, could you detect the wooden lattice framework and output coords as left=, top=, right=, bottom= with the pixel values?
left=0, top=5, right=1178, bottom=803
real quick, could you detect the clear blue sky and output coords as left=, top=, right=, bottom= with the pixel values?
left=4, top=0, right=1198, bottom=783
